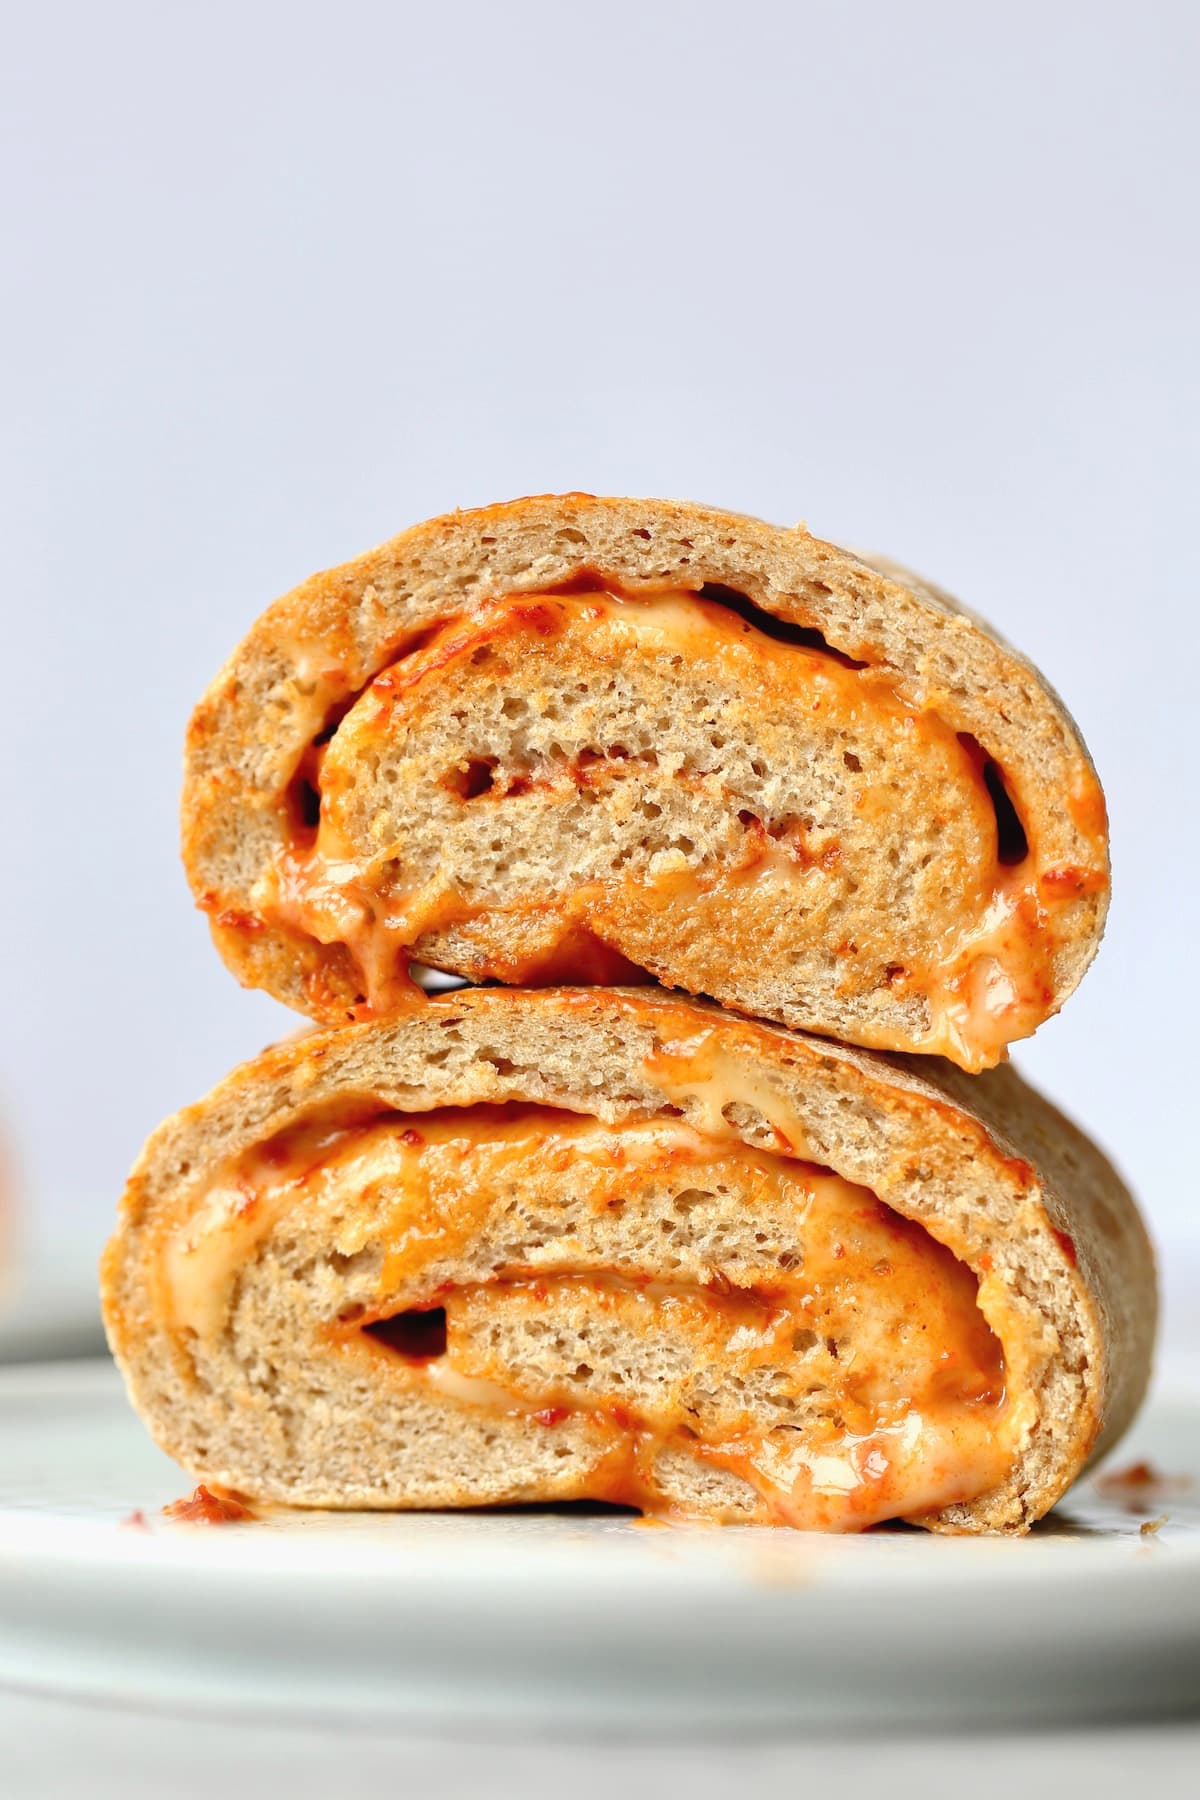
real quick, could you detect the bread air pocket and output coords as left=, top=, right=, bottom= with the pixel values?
left=102, top=988, right=1151, bottom=1534
left=185, top=496, right=1108, bottom=1071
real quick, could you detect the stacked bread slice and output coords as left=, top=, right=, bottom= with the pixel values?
left=103, top=496, right=1153, bottom=1533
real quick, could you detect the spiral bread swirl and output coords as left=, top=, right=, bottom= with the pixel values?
left=184, top=496, right=1109, bottom=1072
left=102, top=990, right=1152, bottom=1533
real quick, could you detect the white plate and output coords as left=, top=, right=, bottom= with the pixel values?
left=1, top=1359, right=1197, bottom=1730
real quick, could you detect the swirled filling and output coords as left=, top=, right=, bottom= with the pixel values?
left=157, top=1099, right=1014, bottom=1529
left=217, top=579, right=1107, bottom=1069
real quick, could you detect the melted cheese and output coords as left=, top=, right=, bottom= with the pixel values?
left=161, top=1107, right=712, bottom=1339
left=643, top=1021, right=818, bottom=1157
left=164, top=1178, right=285, bottom=1341
left=157, top=1100, right=1014, bottom=1530
left=912, top=878, right=1054, bottom=1067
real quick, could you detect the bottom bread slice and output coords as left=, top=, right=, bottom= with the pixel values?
left=101, top=988, right=1154, bottom=1533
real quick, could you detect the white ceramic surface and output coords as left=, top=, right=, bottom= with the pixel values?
left=1, top=1359, right=1197, bottom=1730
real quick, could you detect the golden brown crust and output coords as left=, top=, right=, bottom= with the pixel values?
left=182, top=495, right=1109, bottom=1067
left=101, top=987, right=1152, bottom=1533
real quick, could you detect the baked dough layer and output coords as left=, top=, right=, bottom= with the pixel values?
left=102, top=988, right=1153, bottom=1533
left=184, top=497, right=1109, bottom=1070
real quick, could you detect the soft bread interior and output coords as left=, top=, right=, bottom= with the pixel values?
left=148, top=1102, right=1010, bottom=1528
left=266, top=588, right=1032, bottom=1065
left=186, top=498, right=1109, bottom=1070
left=103, top=990, right=1153, bottom=1534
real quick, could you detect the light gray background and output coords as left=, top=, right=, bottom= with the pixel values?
left=2, top=1, right=1197, bottom=1273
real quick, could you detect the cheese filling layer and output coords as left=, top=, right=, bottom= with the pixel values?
left=231, top=584, right=1107, bottom=1071
left=158, top=1101, right=1014, bottom=1528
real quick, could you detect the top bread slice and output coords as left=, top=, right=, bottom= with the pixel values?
left=183, top=495, right=1109, bottom=1069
